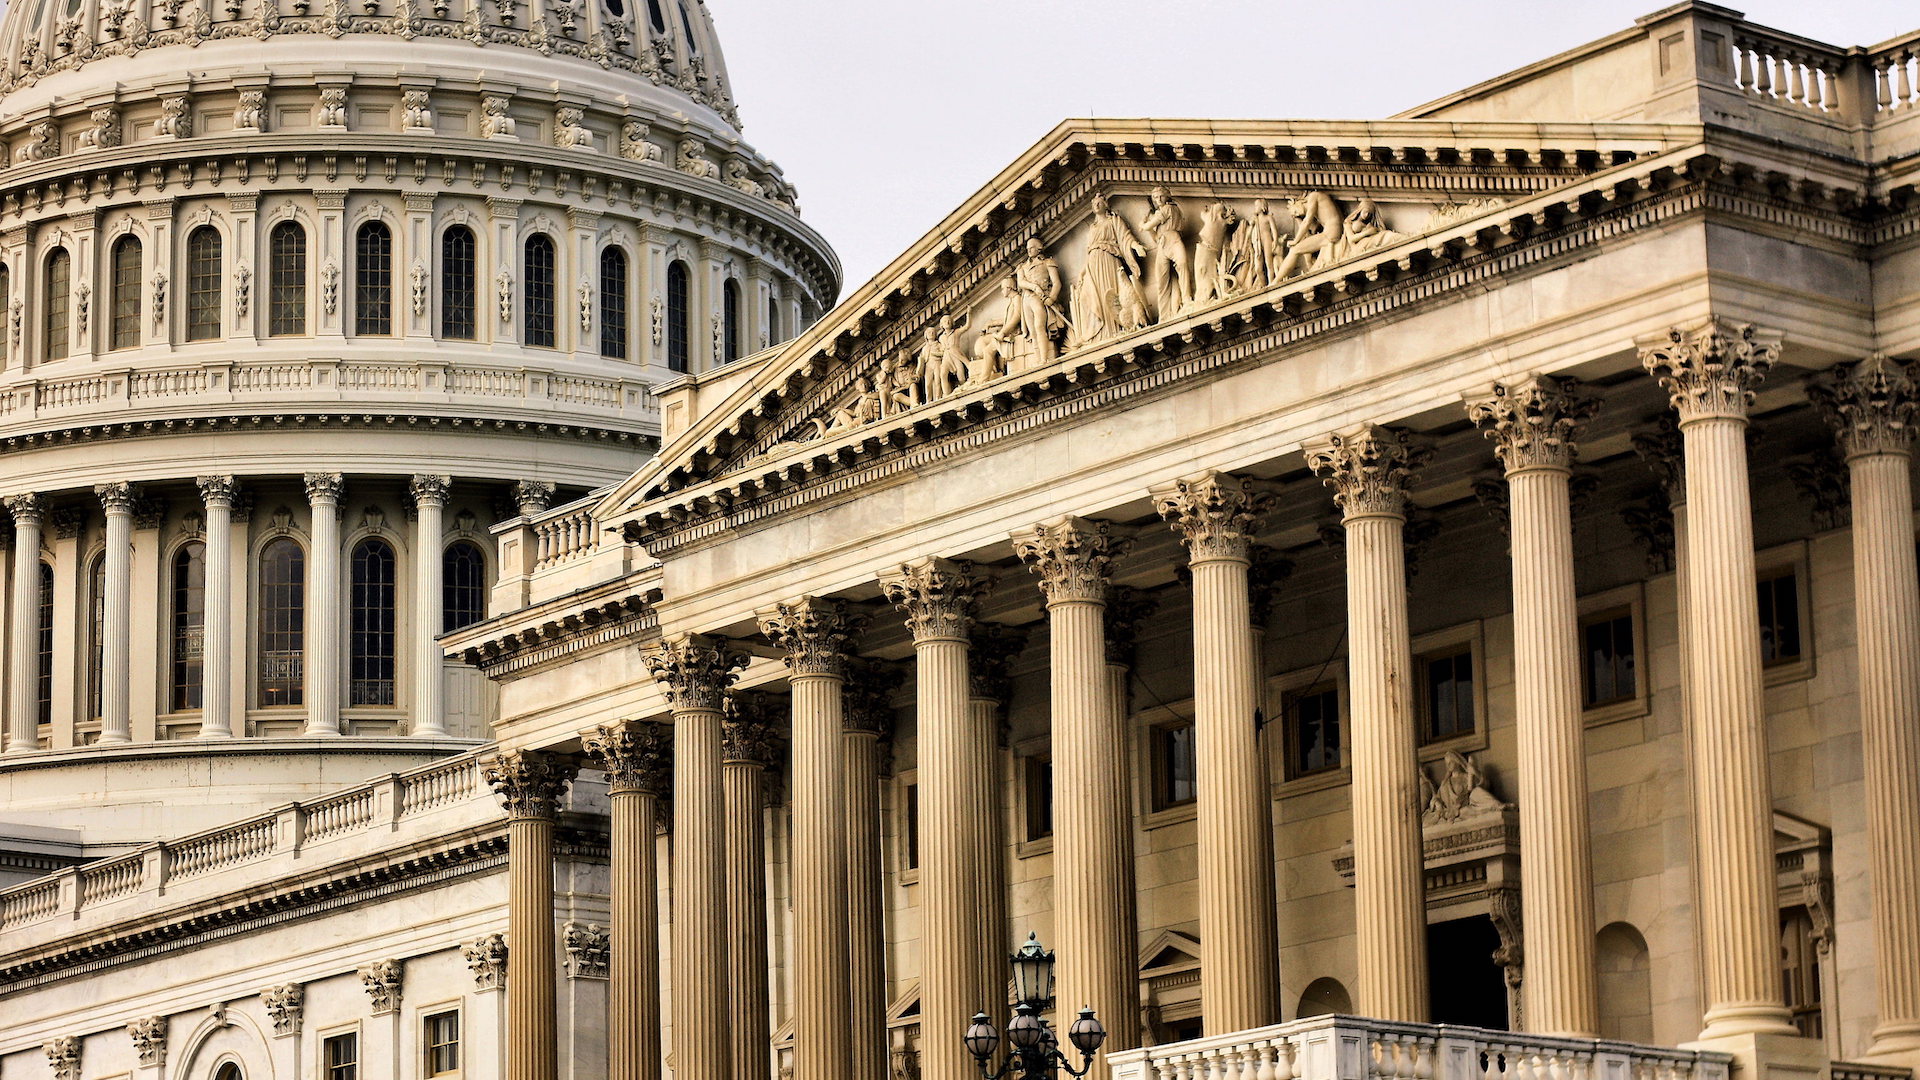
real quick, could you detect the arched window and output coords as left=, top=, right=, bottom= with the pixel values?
left=43, top=247, right=70, bottom=360
left=109, top=235, right=142, bottom=350
left=442, top=540, right=488, bottom=632
left=355, top=221, right=394, bottom=336
left=645, top=0, right=665, bottom=32
left=87, top=553, right=105, bottom=721
left=186, top=226, right=222, bottom=341
left=441, top=226, right=477, bottom=340
left=523, top=234, right=556, bottom=348
left=766, top=293, right=779, bottom=347
left=666, top=259, right=690, bottom=372
left=172, top=542, right=206, bottom=711
left=258, top=537, right=305, bottom=708
left=349, top=538, right=397, bottom=707
left=269, top=221, right=307, bottom=337
left=679, top=0, right=698, bottom=53
left=722, top=277, right=741, bottom=362
left=35, top=562, right=53, bottom=728
left=598, top=247, right=628, bottom=359
left=214, top=1064, right=244, bottom=1080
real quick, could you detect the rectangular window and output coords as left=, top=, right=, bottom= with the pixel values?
left=1023, top=755, right=1053, bottom=841
left=1284, top=683, right=1342, bottom=779
left=269, top=223, right=308, bottom=337
left=1780, top=906, right=1823, bottom=1039
left=1420, top=649, right=1475, bottom=743
left=903, top=781, right=919, bottom=870
left=323, top=1033, right=358, bottom=1080
left=1581, top=611, right=1636, bottom=708
left=110, top=239, right=142, bottom=350
left=1758, top=569, right=1803, bottom=666
left=424, top=1011, right=460, bottom=1076
left=1150, top=722, right=1197, bottom=810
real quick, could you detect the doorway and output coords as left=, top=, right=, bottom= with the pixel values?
left=1426, top=915, right=1509, bottom=1029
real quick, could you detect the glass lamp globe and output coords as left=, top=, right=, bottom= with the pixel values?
left=963, top=1012, right=999, bottom=1061
left=1068, top=1008, right=1108, bottom=1055
left=1006, top=1004, right=1045, bottom=1050
left=1010, top=932, right=1056, bottom=1006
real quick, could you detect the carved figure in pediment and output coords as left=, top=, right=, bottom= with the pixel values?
left=962, top=322, right=1008, bottom=389
left=1068, top=193, right=1148, bottom=349
left=1423, top=750, right=1505, bottom=824
left=917, top=314, right=969, bottom=402
left=1243, top=199, right=1285, bottom=291
left=1011, top=237, right=1066, bottom=368
left=1341, top=195, right=1401, bottom=255
left=1141, top=186, right=1192, bottom=321
left=1194, top=201, right=1237, bottom=304
left=879, top=352, right=919, bottom=415
left=1275, top=190, right=1345, bottom=281
left=812, top=376, right=883, bottom=438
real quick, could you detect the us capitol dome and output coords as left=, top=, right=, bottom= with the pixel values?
left=0, top=0, right=837, bottom=851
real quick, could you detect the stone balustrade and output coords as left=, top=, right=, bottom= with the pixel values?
left=534, top=505, right=605, bottom=569
left=1106, top=1017, right=1733, bottom=1080
left=1871, top=33, right=1920, bottom=113
left=0, top=752, right=488, bottom=935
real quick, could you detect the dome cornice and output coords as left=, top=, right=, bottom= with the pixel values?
left=0, top=410, right=659, bottom=456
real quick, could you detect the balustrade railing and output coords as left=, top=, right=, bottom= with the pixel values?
left=532, top=505, right=602, bottom=569
left=0, top=750, right=494, bottom=935
left=1730, top=33, right=1843, bottom=114
left=1107, top=1017, right=1731, bottom=1080
left=1871, top=34, right=1920, bottom=113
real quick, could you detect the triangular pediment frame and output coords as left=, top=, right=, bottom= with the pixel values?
left=601, top=119, right=1704, bottom=543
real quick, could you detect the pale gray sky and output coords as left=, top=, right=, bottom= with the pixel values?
left=714, top=0, right=1917, bottom=297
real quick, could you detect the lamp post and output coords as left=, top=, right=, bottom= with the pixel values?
left=964, top=934, right=1107, bottom=1079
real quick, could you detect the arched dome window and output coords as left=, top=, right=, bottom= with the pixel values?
left=766, top=293, right=779, bottom=348
left=214, top=1064, right=244, bottom=1080
left=36, top=562, right=53, bottom=729
left=523, top=234, right=556, bottom=348
left=598, top=247, right=628, bottom=359
left=269, top=221, right=308, bottom=337
left=355, top=221, right=394, bottom=336
left=87, top=553, right=106, bottom=723
left=186, top=226, right=223, bottom=342
left=172, top=541, right=206, bottom=712
left=722, top=277, right=741, bottom=363
left=678, top=0, right=699, bottom=54
left=666, top=259, right=690, bottom=372
left=442, top=540, right=487, bottom=633
left=349, top=538, right=397, bottom=707
left=441, top=226, right=478, bottom=341
left=109, top=236, right=142, bottom=350
left=258, top=537, right=305, bottom=708
left=645, top=0, right=665, bottom=32
left=42, top=247, right=70, bottom=360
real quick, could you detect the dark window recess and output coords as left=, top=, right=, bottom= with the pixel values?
left=186, top=227, right=222, bottom=341
left=172, top=542, right=206, bottom=711
left=1582, top=612, right=1636, bottom=707
left=425, top=1011, right=460, bottom=1076
left=35, top=562, right=53, bottom=728
left=1286, top=684, right=1342, bottom=778
left=722, top=277, right=740, bottom=362
left=88, top=555, right=105, bottom=721
left=323, top=1033, right=358, bottom=1080
left=349, top=539, right=397, bottom=707
left=523, top=234, right=557, bottom=348
left=1422, top=649, right=1475, bottom=743
left=1024, top=756, right=1053, bottom=841
left=441, top=226, right=478, bottom=340
left=1151, top=723, right=1197, bottom=810
left=599, top=247, right=629, bottom=359
left=443, top=540, right=489, bottom=632
left=354, top=222, right=393, bottom=336
left=44, top=247, right=71, bottom=359
left=1758, top=570, right=1803, bottom=665
left=258, top=538, right=306, bottom=707
left=666, top=260, right=690, bottom=371
left=110, top=236, right=142, bottom=349
left=903, top=783, right=920, bottom=869
left=269, top=221, right=307, bottom=337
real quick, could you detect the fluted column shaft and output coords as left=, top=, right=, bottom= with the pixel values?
left=304, top=473, right=343, bottom=736
left=5, top=496, right=43, bottom=753
left=723, top=703, right=776, bottom=1080
left=880, top=561, right=987, bottom=1080
left=962, top=625, right=1020, bottom=1041
left=411, top=476, right=450, bottom=737
left=583, top=721, right=671, bottom=1080
left=96, top=485, right=134, bottom=744
left=1305, top=430, right=1429, bottom=1022
left=1151, top=478, right=1281, bottom=1032
left=1810, top=356, right=1920, bottom=1057
left=1642, top=321, right=1794, bottom=1038
left=1014, top=518, right=1137, bottom=1063
left=645, top=635, right=747, bottom=1080
left=1469, top=377, right=1600, bottom=1036
left=843, top=721, right=888, bottom=1080
left=484, top=751, right=578, bottom=1080
left=198, top=478, right=235, bottom=739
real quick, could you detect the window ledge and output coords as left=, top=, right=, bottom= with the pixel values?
left=1274, top=766, right=1352, bottom=799
left=898, top=868, right=920, bottom=887
left=1583, top=695, right=1650, bottom=729
left=1015, top=836, right=1053, bottom=860
left=1764, top=656, right=1814, bottom=688
left=1142, top=802, right=1197, bottom=831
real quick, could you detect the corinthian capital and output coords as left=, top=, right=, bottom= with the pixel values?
left=845, top=661, right=904, bottom=736
left=643, top=633, right=748, bottom=712
left=481, top=749, right=578, bottom=820
left=95, top=482, right=136, bottom=514
left=1303, top=424, right=1429, bottom=521
left=303, top=472, right=345, bottom=504
left=1807, top=354, right=1920, bottom=459
left=878, top=557, right=989, bottom=643
left=1011, top=516, right=1131, bottom=605
left=757, top=597, right=863, bottom=678
left=1638, top=319, right=1782, bottom=422
left=1465, top=375, right=1598, bottom=474
left=4, top=492, right=43, bottom=525
left=1151, top=471, right=1273, bottom=561
left=197, top=475, right=238, bottom=508
left=582, top=719, right=672, bottom=795
left=409, top=474, right=452, bottom=507
left=722, top=692, right=783, bottom=766
left=1103, top=586, right=1159, bottom=669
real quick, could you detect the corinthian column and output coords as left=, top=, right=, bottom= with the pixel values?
left=878, top=559, right=990, bottom=1080
left=757, top=600, right=861, bottom=1080
left=483, top=749, right=579, bottom=1080
left=722, top=693, right=780, bottom=1080
left=845, top=664, right=903, bottom=1080
left=304, top=473, right=344, bottom=736
left=1809, top=355, right=1920, bottom=1062
left=1304, top=428, right=1430, bottom=1022
left=967, top=625, right=1024, bottom=1035
left=95, top=483, right=135, bottom=745
left=1012, top=517, right=1139, bottom=1066
left=5, top=494, right=43, bottom=754
left=1468, top=377, right=1602, bottom=1036
left=643, top=634, right=748, bottom=1080
left=1640, top=320, right=1795, bottom=1040
left=582, top=720, right=672, bottom=1080
left=196, top=478, right=237, bottom=739
left=410, top=475, right=451, bottom=737
left=1151, top=473, right=1281, bottom=1033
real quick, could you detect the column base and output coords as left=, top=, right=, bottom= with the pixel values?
left=96, top=733, right=130, bottom=745
left=196, top=729, right=234, bottom=740
left=1858, top=1024, right=1920, bottom=1073
left=304, top=726, right=343, bottom=737
left=1682, top=1031, right=1828, bottom=1080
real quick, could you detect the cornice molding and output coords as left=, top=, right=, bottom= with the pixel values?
left=455, top=592, right=658, bottom=677
left=0, top=411, right=656, bottom=457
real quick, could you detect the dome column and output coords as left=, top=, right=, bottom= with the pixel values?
left=583, top=720, right=672, bottom=1080
left=483, top=749, right=578, bottom=1080
left=4, top=493, right=43, bottom=754
left=1304, top=430, right=1431, bottom=1022
left=94, top=483, right=136, bottom=745
left=410, top=476, right=450, bottom=738
left=304, top=473, right=344, bottom=736
left=196, top=477, right=237, bottom=739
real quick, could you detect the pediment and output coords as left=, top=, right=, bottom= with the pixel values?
left=601, top=119, right=1691, bottom=535
left=1139, top=928, right=1202, bottom=975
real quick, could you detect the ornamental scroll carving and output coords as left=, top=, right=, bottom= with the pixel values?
left=642, top=633, right=748, bottom=712
left=45, top=1036, right=80, bottom=1080
left=879, top=557, right=989, bottom=644
left=463, top=933, right=508, bottom=989
left=1011, top=515, right=1131, bottom=605
left=127, top=1016, right=166, bottom=1068
left=1151, top=471, right=1273, bottom=562
left=316, top=87, right=348, bottom=127
left=1465, top=375, right=1598, bottom=474
left=482, top=749, right=577, bottom=819
left=262, top=982, right=304, bottom=1037
left=563, top=922, right=610, bottom=979
left=1638, top=319, right=1783, bottom=421
left=757, top=597, right=862, bottom=679
left=582, top=718, right=671, bottom=795
left=359, top=959, right=404, bottom=1015
left=1807, top=354, right=1920, bottom=459
left=1304, top=424, right=1429, bottom=521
